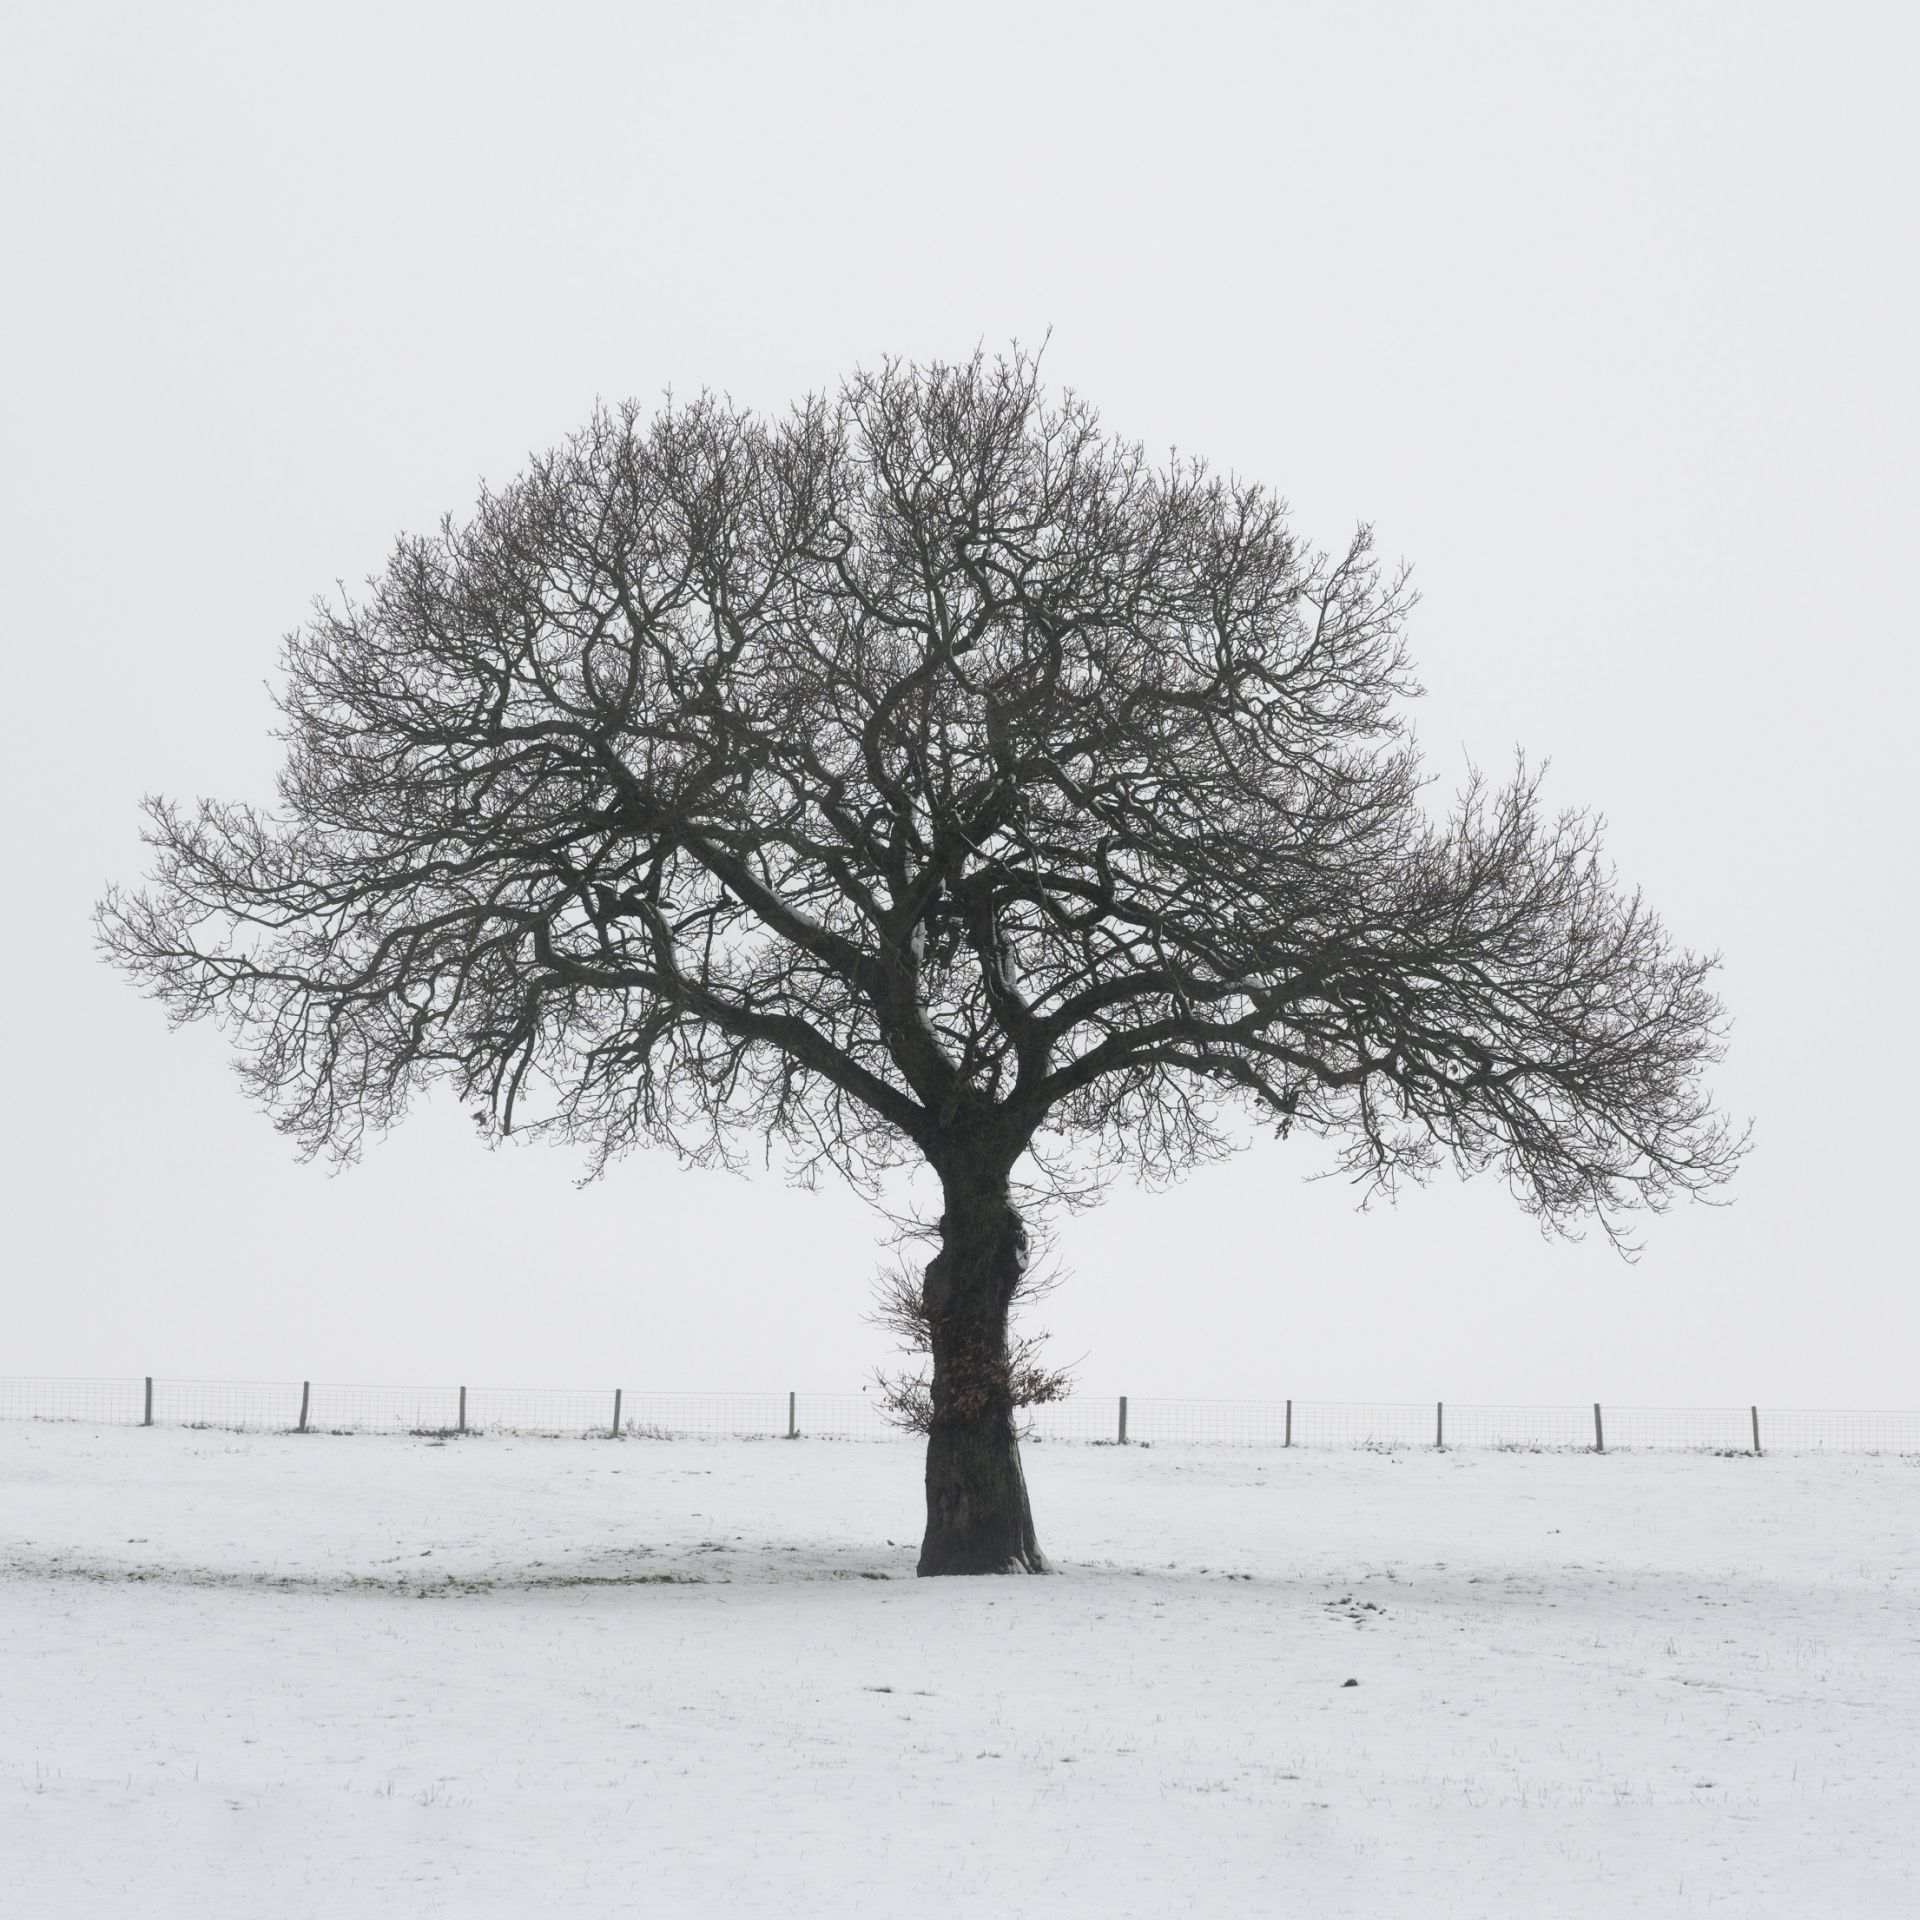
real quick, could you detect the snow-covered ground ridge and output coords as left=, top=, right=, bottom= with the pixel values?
left=5, top=1426, right=1918, bottom=1916
left=2, top=1376, right=1917, bottom=1451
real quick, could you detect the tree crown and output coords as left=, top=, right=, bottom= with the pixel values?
left=99, top=350, right=1741, bottom=1244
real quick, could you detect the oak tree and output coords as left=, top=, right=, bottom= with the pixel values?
left=98, top=351, right=1740, bottom=1573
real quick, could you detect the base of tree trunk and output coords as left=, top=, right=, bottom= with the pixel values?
left=917, top=1417, right=1051, bottom=1576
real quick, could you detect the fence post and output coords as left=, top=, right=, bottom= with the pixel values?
left=1117, top=1395, right=1128, bottom=1445
left=458, top=1385, right=467, bottom=1434
left=1284, top=1398, right=1292, bottom=1448
left=788, top=1391, right=797, bottom=1439
left=1435, top=1400, right=1444, bottom=1450
left=143, top=1377, right=153, bottom=1427
left=1592, top=1402, right=1604, bottom=1453
left=298, top=1381, right=311, bottom=1435
left=611, top=1387, right=622, bottom=1438
left=1751, top=1405, right=1761, bottom=1456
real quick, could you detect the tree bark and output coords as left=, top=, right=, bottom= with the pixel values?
left=916, top=1172, right=1050, bottom=1576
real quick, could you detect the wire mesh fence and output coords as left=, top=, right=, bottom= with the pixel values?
left=0, top=1376, right=148, bottom=1426
left=1751, top=1407, right=1920, bottom=1452
left=151, top=1378, right=309, bottom=1431
left=1, top=1377, right=1917, bottom=1453
left=1436, top=1404, right=1598, bottom=1451
left=1600, top=1405, right=1756, bottom=1452
left=306, top=1383, right=466, bottom=1434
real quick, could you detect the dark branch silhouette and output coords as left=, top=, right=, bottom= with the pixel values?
left=98, top=348, right=1742, bottom=1573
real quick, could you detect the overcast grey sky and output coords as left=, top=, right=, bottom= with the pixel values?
left=2, top=1, right=1913, bottom=1405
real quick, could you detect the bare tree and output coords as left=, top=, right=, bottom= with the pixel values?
left=97, top=350, right=1742, bottom=1573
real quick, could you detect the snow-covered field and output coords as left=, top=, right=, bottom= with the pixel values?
left=3, top=1425, right=1915, bottom=1917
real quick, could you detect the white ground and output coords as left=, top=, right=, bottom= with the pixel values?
left=3, top=1426, right=1915, bottom=1917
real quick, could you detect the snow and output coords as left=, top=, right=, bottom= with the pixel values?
left=4, top=1425, right=1916, bottom=1916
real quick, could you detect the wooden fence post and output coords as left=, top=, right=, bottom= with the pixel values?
left=457, top=1385, right=467, bottom=1434
left=1435, top=1401, right=1444, bottom=1449
left=788, top=1391, right=797, bottom=1439
left=1117, top=1395, right=1128, bottom=1445
left=298, top=1381, right=310, bottom=1435
left=1284, top=1398, right=1292, bottom=1448
left=143, top=1377, right=153, bottom=1427
left=1751, top=1405, right=1761, bottom=1456
left=611, top=1387, right=622, bottom=1438
left=1593, top=1402, right=1604, bottom=1453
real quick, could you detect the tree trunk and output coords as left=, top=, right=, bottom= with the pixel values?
left=917, top=1174, right=1050, bottom=1576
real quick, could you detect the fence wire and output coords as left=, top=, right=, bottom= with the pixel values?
left=0, top=1378, right=1916, bottom=1453
left=0, top=1376, right=147, bottom=1425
